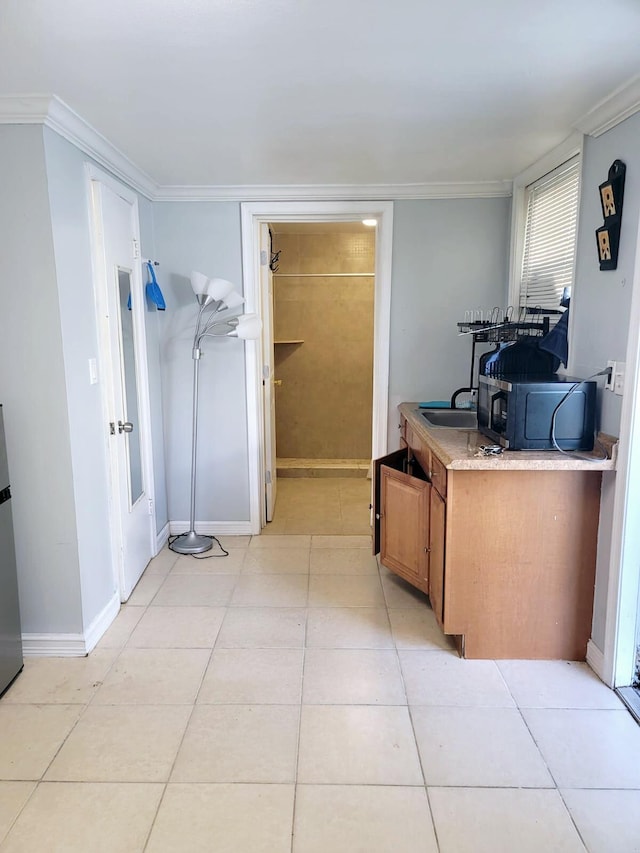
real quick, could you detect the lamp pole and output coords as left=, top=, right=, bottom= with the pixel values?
left=170, top=299, right=215, bottom=554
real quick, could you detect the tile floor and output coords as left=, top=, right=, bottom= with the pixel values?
left=261, top=477, right=372, bottom=535
left=1, top=480, right=640, bottom=851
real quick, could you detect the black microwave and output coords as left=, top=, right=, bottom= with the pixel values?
left=477, top=375, right=597, bottom=450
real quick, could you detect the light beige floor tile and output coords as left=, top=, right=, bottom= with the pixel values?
left=230, top=574, right=309, bottom=607
left=127, top=606, right=225, bottom=648
left=399, top=651, right=516, bottom=707
left=282, top=500, right=341, bottom=521
left=171, top=705, right=299, bottom=783
left=127, top=573, right=167, bottom=606
left=303, top=649, right=406, bottom=705
left=497, top=660, right=623, bottom=709
left=388, top=608, right=456, bottom=651
left=522, top=708, right=640, bottom=787
left=380, top=570, right=430, bottom=608
left=151, top=574, right=237, bottom=606
left=215, top=535, right=252, bottom=549
left=339, top=517, right=373, bottom=536
left=216, top=607, right=307, bottom=648
left=1, top=649, right=118, bottom=704
left=261, top=519, right=289, bottom=534
left=284, top=519, right=345, bottom=535
left=311, top=535, right=371, bottom=548
left=293, top=785, right=437, bottom=853
left=170, top=548, right=245, bottom=574
left=0, top=782, right=163, bottom=853
left=308, top=575, right=385, bottom=607
left=243, top=548, right=310, bottom=574
left=144, top=547, right=179, bottom=575
left=250, top=535, right=311, bottom=549
left=0, top=782, right=36, bottom=842
left=310, top=548, right=378, bottom=575
left=561, top=788, right=640, bottom=853
left=198, top=648, right=304, bottom=704
left=305, top=608, right=393, bottom=649
left=412, top=707, right=553, bottom=787
left=297, top=705, right=423, bottom=785
left=44, top=705, right=191, bottom=782
left=428, top=788, right=586, bottom=853
left=96, top=605, right=145, bottom=649
left=146, top=783, right=295, bottom=853
left=0, top=705, right=81, bottom=780
left=92, top=648, right=210, bottom=704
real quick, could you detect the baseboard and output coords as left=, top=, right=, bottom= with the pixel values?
left=83, top=591, right=121, bottom=654
left=155, top=521, right=170, bottom=554
left=22, top=633, right=88, bottom=657
left=22, top=590, right=121, bottom=657
left=586, top=639, right=606, bottom=682
left=169, top=520, right=255, bottom=536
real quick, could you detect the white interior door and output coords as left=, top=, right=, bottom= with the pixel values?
left=90, top=177, right=154, bottom=600
left=260, top=223, right=277, bottom=522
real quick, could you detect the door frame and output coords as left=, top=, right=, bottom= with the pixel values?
left=85, top=163, right=157, bottom=598
left=240, top=201, right=394, bottom=533
left=600, top=207, right=640, bottom=688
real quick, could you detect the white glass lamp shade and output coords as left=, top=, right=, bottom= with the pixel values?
left=229, top=313, right=262, bottom=340
left=206, top=277, right=235, bottom=301
left=190, top=270, right=210, bottom=296
left=220, top=290, right=245, bottom=310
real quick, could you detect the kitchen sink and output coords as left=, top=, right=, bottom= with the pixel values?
left=420, top=409, right=478, bottom=429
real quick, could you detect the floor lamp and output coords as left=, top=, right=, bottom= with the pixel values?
left=170, top=271, right=262, bottom=555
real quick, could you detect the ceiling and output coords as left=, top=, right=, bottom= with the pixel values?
left=1, top=0, right=639, bottom=189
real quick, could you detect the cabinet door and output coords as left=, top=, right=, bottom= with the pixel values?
left=373, top=448, right=409, bottom=556
left=380, top=464, right=430, bottom=594
left=429, top=487, right=446, bottom=628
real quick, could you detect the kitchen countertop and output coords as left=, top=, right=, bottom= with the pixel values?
left=400, top=403, right=617, bottom=471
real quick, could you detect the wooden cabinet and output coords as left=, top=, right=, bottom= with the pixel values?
left=374, top=444, right=445, bottom=602
left=375, top=411, right=603, bottom=660
left=428, top=487, right=446, bottom=628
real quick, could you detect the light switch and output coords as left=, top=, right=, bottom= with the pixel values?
left=88, top=358, right=98, bottom=385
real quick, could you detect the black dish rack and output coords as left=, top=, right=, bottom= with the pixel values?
left=450, top=307, right=561, bottom=407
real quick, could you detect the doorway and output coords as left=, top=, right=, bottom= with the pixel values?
left=240, top=201, right=394, bottom=535
left=87, top=165, right=156, bottom=601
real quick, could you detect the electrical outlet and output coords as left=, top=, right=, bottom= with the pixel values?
left=614, top=361, right=626, bottom=396
left=605, top=360, right=616, bottom=391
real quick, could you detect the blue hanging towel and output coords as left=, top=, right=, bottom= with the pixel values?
left=127, top=262, right=166, bottom=310
left=145, top=261, right=166, bottom=310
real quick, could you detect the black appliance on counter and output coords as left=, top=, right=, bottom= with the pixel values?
left=477, top=375, right=596, bottom=450
left=0, top=405, right=23, bottom=695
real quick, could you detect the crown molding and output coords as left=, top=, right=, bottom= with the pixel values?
left=153, top=180, right=512, bottom=202
left=574, top=73, right=640, bottom=138
left=0, top=94, right=157, bottom=199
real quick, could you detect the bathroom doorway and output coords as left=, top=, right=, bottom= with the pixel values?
left=265, top=221, right=375, bottom=534
left=240, top=201, right=394, bottom=535
left=269, top=223, right=375, bottom=471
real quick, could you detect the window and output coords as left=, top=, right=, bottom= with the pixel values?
left=518, top=155, right=581, bottom=313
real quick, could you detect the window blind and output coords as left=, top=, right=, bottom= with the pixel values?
left=519, top=156, right=580, bottom=313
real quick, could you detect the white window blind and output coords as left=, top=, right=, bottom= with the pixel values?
left=519, top=155, right=580, bottom=313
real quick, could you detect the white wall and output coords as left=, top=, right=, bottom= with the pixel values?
left=0, top=125, right=83, bottom=633
left=42, top=128, right=116, bottom=629
left=569, top=111, right=640, bottom=651
left=388, top=198, right=511, bottom=446
left=153, top=202, right=251, bottom=524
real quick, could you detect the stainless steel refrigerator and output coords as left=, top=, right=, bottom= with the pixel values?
left=0, top=405, right=23, bottom=695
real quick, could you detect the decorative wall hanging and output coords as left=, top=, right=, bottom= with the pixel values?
left=596, top=159, right=626, bottom=271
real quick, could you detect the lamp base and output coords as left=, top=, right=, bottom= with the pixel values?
left=170, top=531, right=213, bottom=555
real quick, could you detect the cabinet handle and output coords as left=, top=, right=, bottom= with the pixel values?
left=376, top=513, right=382, bottom=520
left=424, top=546, right=431, bottom=553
